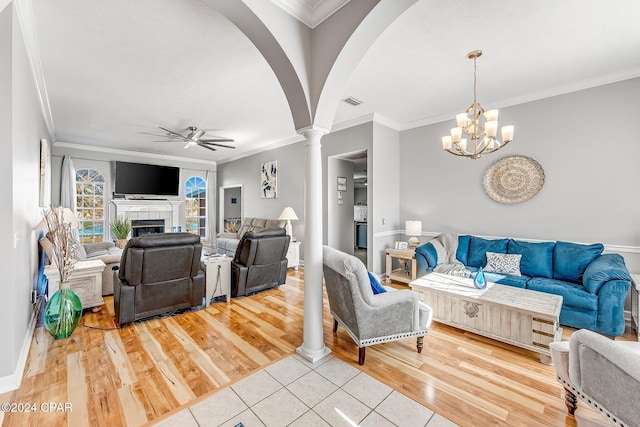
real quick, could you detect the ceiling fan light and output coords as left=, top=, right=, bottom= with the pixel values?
left=193, top=130, right=205, bottom=140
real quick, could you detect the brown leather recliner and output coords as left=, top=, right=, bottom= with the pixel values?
left=231, top=228, right=290, bottom=297
left=114, top=233, right=205, bottom=325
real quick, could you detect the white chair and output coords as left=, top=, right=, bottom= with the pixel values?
left=550, top=329, right=640, bottom=427
left=322, top=245, right=432, bottom=365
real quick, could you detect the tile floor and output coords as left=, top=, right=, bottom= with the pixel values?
left=154, top=353, right=459, bottom=427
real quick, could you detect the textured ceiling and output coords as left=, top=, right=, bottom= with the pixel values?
left=28, top=0, right=640, bottom=164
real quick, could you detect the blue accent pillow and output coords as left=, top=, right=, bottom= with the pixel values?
left=467, top=236, right=508, bottom=268
left=368, top=271, right=387, bottom=295
left=553, top=241, right=604, bottom=283
left=456, top=235, right=471, bottom=265
left=507, top=239, right=555, bottom=278
left=415, top=243, right=437, bottom=268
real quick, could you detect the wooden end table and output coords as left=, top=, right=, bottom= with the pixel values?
left=385, top=248, right=416, bottom=284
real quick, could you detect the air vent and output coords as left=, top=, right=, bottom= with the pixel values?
left=344, top=96, right=363, bottom=106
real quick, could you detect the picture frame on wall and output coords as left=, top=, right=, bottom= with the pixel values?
left=39, top=138, right=51, bottom=207
left=261, top=160, right=277, bottom=198
left=337, top=176, right=347, bottom=191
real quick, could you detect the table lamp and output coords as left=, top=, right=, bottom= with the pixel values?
left=279, top=207, right=298, bottom=240
left=405, top=220, right=422, bottom=248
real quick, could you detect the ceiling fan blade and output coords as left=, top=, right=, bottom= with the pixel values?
left=153, top=140, right=184, bottom=143
left=183, top=141, right=197, bottom=149
left=199, top=138, right=235, bottom=143
left=141, top=132, right=184, bottom=140
left=199, top=141, right=235, bottom=149
left=198, top=144, right=217, bottom=152
left=158, top=126, right=189, bottom=141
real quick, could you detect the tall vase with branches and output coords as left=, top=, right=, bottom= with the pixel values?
left=42, top=206, right=83, bottom=339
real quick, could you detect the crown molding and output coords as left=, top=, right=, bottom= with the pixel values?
left=400, top=68, right=640, bottom=132
left=14, top=0, right=56, bottom=141
left=331, top=112, right=401, bottom=133
left=53, top=141, right=218, bottom=167
left=269, top=0, right=350, bottom=28
left=216, top=134, right=305, bottom=165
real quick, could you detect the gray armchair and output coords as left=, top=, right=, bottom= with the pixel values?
left=550, top=329, right=640, bottom=427
left=114, top=233, right=205, bottom=325
left=322, top=246, right=432, bottom=365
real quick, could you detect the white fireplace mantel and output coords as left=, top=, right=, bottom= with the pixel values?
left=110, top=199, right=183, bottom=234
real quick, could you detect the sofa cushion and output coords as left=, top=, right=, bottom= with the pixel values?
left=484, top=252, right=522, bottom=276
left=467, top=236, right=508, bottom=268
left=527, top=277, right=598, bottom=311
left=456, top=235, right=471, bottom=265
left=507, top=239, right=555, bottom=278
left=553, top=241, right=604, bottom=283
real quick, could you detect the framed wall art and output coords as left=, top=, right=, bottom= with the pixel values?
left=261, top=160, right=277, bottom=198
left=337, top=176, right=347, bottom=191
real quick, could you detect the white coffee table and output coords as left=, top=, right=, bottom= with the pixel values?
left=410, top=272, right=563, bottom=363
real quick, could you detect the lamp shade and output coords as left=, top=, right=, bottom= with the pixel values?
left=405, top=220, right=422, bottom=237
left=279, top=207, right=298, bottom=221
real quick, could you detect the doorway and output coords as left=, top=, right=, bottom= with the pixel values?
left=218, top=184, right=243, bottom=234
left=327, top=150, right=368, bottom=267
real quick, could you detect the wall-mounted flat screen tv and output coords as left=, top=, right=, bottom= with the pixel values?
left=114, top=161, right=180, bottom=196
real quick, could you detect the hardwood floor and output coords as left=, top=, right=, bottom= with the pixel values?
left=0, top=267, right=633, bottom=426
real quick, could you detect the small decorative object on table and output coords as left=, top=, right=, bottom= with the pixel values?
left=41, top=206, right=83, bottom=339
left=473, top=266, right=487, bottom=290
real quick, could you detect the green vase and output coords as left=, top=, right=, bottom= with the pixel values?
left=43, top=283, right=82, bottom=339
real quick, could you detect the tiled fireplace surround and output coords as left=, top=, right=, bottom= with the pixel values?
left=110, top=199, right=183, bottom=235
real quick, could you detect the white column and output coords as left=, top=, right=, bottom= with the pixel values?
left=296, top=126, right=331, bottom=362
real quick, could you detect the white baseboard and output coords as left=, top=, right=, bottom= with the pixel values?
left=0, top=312, right=37, bottom=393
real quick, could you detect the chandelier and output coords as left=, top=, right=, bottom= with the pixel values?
left=441, top=50, right=514, bottom=159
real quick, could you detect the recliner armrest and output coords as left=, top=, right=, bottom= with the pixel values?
left=217, top=232, right=238, bottom=239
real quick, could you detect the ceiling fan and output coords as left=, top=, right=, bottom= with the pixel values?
left=141, top=126, right=235, bottom=152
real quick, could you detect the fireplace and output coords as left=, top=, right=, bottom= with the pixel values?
left=131, top=219, right=165, bottom=237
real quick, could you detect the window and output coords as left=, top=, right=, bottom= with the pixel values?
left=185, top=176, right=206, bottom=237
left=75, top=168, right=105, bottom=243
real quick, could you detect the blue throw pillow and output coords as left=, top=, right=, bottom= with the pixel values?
left=456, top=235, right=472, bottom=265
left=507, top=239, right=555, bottom=278
left=368, top=271, right=387, bottom=295
left=467, top=236, right=508, bottom=268
left=415, top=243, right=437, bottom=268
left=553, top=241, right=604, bottom=283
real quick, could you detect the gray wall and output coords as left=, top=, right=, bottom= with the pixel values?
left=399, top=78, right=640, bottom=270
left=354, top=187, right=367, bottom=205
left=1, top=4, right=50, bottom=389
left=217, top=141, right=306, bottom=255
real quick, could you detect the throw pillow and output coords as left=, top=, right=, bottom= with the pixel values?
left=484, top=252, right=522, bottom=276
left=507, top=239, right=555, bottom=278
left=368, top=271, right=387, bottom=295
left=467, top=236, right=509, bottom=268
left=553, top=241, right=604, bottom=283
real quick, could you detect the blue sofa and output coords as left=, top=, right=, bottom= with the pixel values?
left=415, top=235, right=631, bottom=336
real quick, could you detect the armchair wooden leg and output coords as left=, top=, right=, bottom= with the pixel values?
left=564, top=387, right=577, bottom=415
left=358, top=347, right=366, bottom=365
left=417, top=336, right=424, bottom=353
left=333, top=319, right=338, bottom=333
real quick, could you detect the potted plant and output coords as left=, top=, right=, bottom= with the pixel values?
left=111, top=217, right=131, bottom=248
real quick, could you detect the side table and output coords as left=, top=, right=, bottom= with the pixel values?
left=385, top=248, right=416, bottom=284
left=287, top=241, right=302, bottom=270
left=632, top=274, right=640, bottom=340
left=203, top=255, right=232, bottom=306
left=45, top=259, right=106, bottom=311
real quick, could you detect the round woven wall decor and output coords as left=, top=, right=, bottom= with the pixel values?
left=483, top=155, right=545, bottom=204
